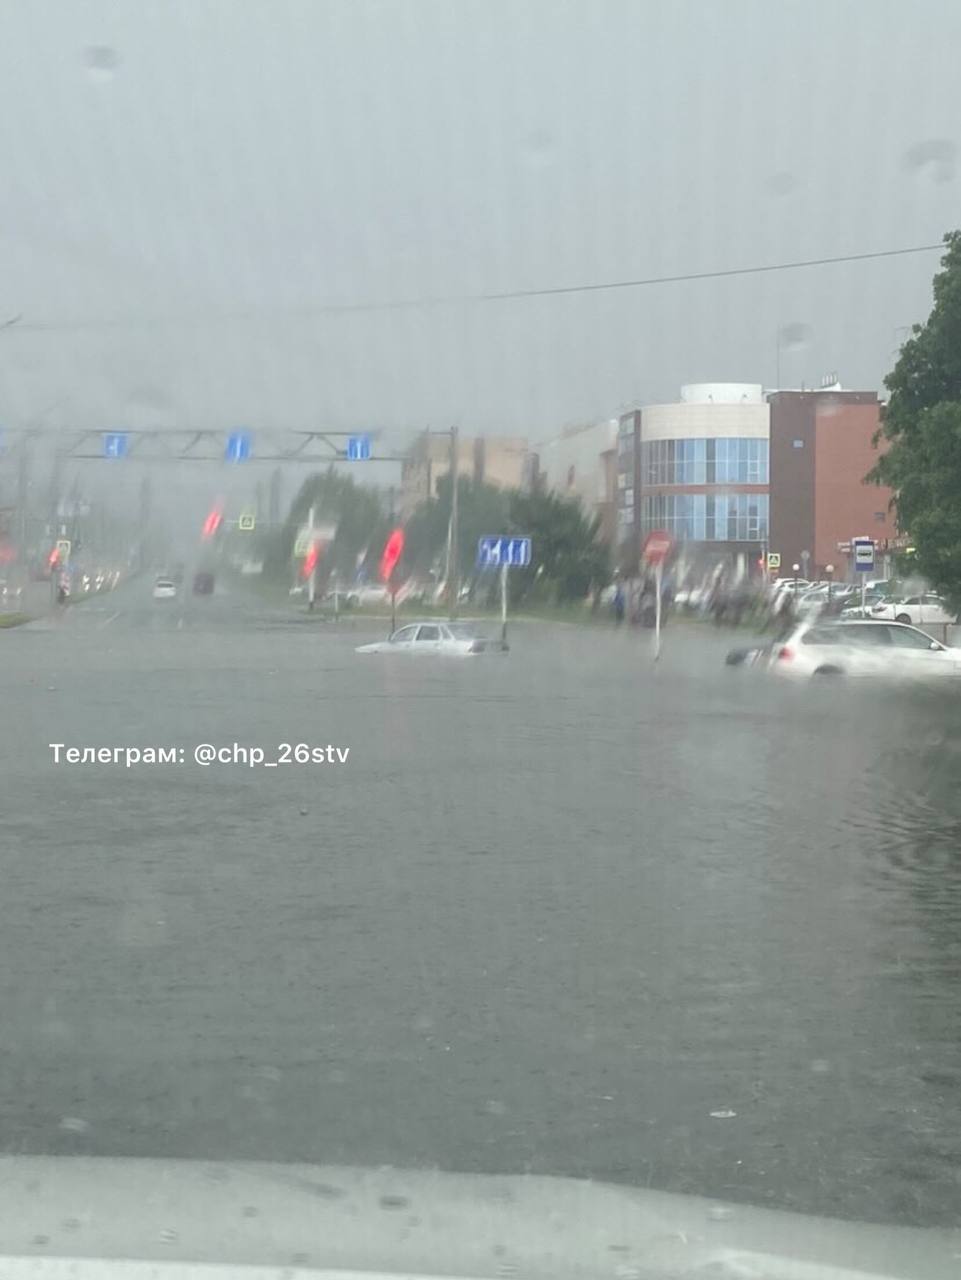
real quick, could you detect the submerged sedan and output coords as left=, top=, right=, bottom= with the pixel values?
left=356, top=621, right=508, bottom=655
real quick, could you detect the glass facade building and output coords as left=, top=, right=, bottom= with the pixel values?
left=641, top=438, right=768, bottom=486
left=640, top=491, right=769, bottom=542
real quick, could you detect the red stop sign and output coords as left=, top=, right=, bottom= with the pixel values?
left=379, top=527, right=405, bottom=582
left=642, top=529, right=673, bottom=565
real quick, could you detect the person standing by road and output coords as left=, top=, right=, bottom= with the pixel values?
left=613, top=582, right=626, bottom=625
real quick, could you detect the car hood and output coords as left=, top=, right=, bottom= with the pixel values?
left=0, top=1158, right=957, bottom=1280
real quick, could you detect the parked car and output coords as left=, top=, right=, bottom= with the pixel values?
left=868, top=593, right=957, bottom=627
left=346, top=585, right=391, bottom=607
left=192, top=572, right=215, bottom=596
left=734, top=618, right=961, bottom=680
left=153, top=577, right=177, bottom=600
left=795, top=583, right=858, bottom=615
left=356, top=622, right=508, bottom=655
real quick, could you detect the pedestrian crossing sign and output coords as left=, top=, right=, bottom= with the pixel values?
left=767, top=552, right=781, bottom=570
left=238, top=512, right=256, bottom=532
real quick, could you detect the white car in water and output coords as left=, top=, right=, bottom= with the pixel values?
left=356, top=621, right=508, bottom=655
left=760, top=618, right=961, bottom=680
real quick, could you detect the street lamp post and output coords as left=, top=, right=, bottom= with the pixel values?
left=825, top=563, right=834, bottom=612
left=792, top=563, right=800, bottom=598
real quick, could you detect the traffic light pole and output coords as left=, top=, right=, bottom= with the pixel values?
left=307, top=504, right=316, bottom=611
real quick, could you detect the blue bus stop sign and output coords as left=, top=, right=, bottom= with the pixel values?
left=225, top=431, right=252, bottom=462
left=853, top=538, right=875, bottom=572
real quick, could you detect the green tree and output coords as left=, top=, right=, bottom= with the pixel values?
left=265, top=468, right=385, bottom=584
left=508, top=489, right=610, bottom=604
left=871, top=231, right=961, bottom=599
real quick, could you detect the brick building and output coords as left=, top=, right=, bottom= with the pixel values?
left=768, top=390, right=897, bottom=580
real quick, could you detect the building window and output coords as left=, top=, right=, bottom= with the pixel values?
left=640, top=493, right=769, bottom=542
left=640, top=438, right=767, bottom=485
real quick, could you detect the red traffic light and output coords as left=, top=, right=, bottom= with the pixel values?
left=202, top=506, right=223, bottom=538
left=379, top=528, right=405, bottom=582
left=301, top=542, right=319, bottom=580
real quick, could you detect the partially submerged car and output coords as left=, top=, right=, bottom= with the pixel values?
left=356, top=621, right=508, bottom=655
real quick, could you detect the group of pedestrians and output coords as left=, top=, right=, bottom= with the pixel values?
left=610, top=574, right=673, bottom=629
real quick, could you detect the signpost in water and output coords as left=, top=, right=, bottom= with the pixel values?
left=642, top=529, right=674, bottom=662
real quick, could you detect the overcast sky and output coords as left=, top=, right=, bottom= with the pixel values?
left=1, top=0, right=959, bottom=458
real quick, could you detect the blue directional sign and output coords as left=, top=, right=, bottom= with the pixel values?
left=853, top=537, right=875, bottom=572
left=103, top=432, right=128, bottom=459
left=347, top=435, right=371, bottom=461
left=225, top=431, right=252, bottom=462
left=477, top=536, right=532, bottom=569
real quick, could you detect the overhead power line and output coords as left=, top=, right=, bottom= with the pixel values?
left=7, top=242, right=944, bottom=331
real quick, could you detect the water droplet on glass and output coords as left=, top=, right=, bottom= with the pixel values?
left=520, top=129, right=555, bottom=169
left=83, top=46, right=119, bottom=82
left=707, top=1205, right=735, bottom=1221
left=485, top=1099, right=507, bottom=1116
left=766, top=171, right=798, bottom=196
left=778, top=322, right=812, bottom=351
left=159, top=1227, right=179, bottom=1244
left=58, top=1116, right=89, bottom=1133
left=901, top=139, right=956, bottom=184
left=709, top=1109, right=737, bottom=1118
left=810, top=1058, right=831, bottom=1073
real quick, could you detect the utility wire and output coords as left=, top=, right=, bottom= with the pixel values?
left=7, top=242, right=944, bottom=331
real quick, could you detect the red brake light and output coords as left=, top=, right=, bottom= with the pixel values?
left=777, top=646, right=794, bottom=661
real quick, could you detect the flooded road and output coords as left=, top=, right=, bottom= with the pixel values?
left=3, top=581, right=961, bottom=1227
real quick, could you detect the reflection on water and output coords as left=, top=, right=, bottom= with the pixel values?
left=4, top=608, right=961, bottom=1227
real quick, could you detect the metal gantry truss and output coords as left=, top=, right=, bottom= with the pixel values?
left=3, top=427, right=406, bottom=464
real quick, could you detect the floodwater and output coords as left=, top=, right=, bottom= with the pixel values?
left=3, top=582, right=961, bottom=1227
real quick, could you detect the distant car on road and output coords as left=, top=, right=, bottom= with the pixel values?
left=153, top=578, right=177, bottom=600
left=192, top=572, right=215, bottom=596
left=356, top=621, right=508, bottom=655
left=0, top=579, right=22, bottom=608
left=730, top=618, right=961, bottom=680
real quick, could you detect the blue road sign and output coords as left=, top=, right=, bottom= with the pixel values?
left=477, top=536, right=532, bottom=569
left=347, top=435, right=371, bottom=461
left=853, top=537, right=875, bottom=572
left=225, top=431, right=252, bottom=462
left=103, top=432, right=128, bottom=459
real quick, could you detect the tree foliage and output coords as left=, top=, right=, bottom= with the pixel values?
left=264, top=468, right=386, bottom=583
left=871, top=230, right=961, bottom=598
left=508, top=488, right=609, bottom=603
left=399, top=475, right=607, bottom=603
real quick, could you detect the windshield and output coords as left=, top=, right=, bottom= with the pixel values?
left=5, top=0, right=961, bottom=1264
